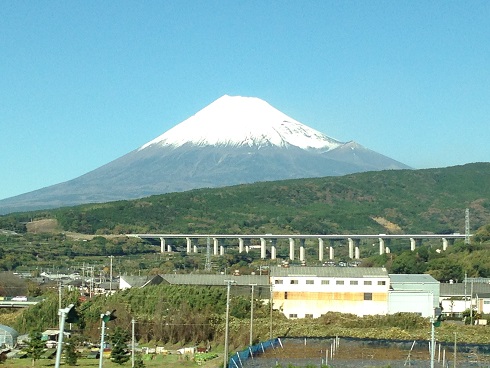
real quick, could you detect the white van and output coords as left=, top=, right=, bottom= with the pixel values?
left=12, top=296, right=28, bottom=301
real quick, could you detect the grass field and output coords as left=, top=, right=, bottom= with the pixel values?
left=2, top=352, right=223, bottom=368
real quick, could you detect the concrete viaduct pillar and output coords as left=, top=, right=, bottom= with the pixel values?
left=186, top=237, right=192, bottom=254
left=355, top=246, right=360, bottom=259
left=299, top=239, right=305, bottom=262
left=238, top=238, right=244, bottom=253
left=160, top=237, right=165, bottom=253
left=348, top=238, right=354, bottom=259
left=329, top=240, right=335, bottom=260
left=289, top=238, right=295, bottom=261
left=318, top=238, right=324, bottom=261
left=410, top=238, right=416, bottom=251
left=379, top=238, right=385, bottom=255
left=213, top=238, right=218, bottom=256
left=220, top=245, right=225, bottom=256
left=260, top=238, right=266, bottom=259
left=442, top=238, right=448, bottom=251
left=271, top=239, right=277, bottom=260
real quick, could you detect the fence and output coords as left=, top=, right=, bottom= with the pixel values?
left=228, top=338, right=282, bottom=368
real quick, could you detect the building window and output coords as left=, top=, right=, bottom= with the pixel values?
left=364, top=293, right=373, bottom=300
left=336, top=280, right=344, bottom=285
left=305, top=314, right=313, bottom=318
left=306, top=280, right=314, bottom=285
left=321, top=280, right=330, bottom=285
left=290, top=279, right=298, bottom=285
left=378, top=280, right=386, bottom=286
left=364, top=280, right=372, bottom=286
left=350, top=280, right=358, bottom=285
left=275, top=279, right=283, bottom=284
left=289, top=314, right=298, bottom=318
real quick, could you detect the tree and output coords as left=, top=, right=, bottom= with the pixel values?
left=110, top=326, right=130, bottom=365
left=390, top=251, right=426, bottom=274
left=134, top=352, right=146, bottom=368
left=64, top=337, right=78, bottom=366
left=25, top=331, right=44, bottom=367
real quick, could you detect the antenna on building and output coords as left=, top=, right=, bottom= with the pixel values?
left=465, top=208, right=470, bottom=245
left=205, top=236, right=212, bottom=271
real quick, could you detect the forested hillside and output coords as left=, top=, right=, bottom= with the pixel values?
left=1, top=163, right=490, bottom=279
left=2, top=162, right=489, bottom=236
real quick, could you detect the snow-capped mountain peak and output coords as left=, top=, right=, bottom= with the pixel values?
left=140, top=95, right=343, bottom=151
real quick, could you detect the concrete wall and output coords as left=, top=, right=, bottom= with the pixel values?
left=388, top=291, right=434, bottom=317
left=271, top=275, right=390, bottom=318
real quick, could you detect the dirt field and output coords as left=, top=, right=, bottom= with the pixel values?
left=250, top=337, right=490, bottom=368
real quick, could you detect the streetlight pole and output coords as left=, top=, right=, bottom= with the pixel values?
left=54, top=307, right=68, bottom=368
left=224, top=280, right=235, bottom=368
left=249, top=284, right=256, bottom=346
left=55, top=304, right=77, bottom=368
left=98, top=316, right=107, bottom=368
left=98, top=310, right=116, bottom=368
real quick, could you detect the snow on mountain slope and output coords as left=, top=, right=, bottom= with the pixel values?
left=140, top=95, right=342, bottom=151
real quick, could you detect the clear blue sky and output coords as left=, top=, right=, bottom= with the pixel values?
left=1, top=1, right=489, bottom=200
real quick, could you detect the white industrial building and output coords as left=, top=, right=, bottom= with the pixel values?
left=270, top=266, right=390, bottom=318
left=388, top=274, right=439, bottom=318
left=270, top=266, right=440, bottom=319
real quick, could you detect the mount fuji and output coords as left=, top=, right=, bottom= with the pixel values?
left=0, top=95, right=410, bottom=214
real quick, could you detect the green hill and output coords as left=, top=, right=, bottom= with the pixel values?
left=3, top=162, right=489, bottom=236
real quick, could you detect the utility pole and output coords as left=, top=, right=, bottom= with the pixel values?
left=269, top=283, right=273, bottom=339
left=58, top=282, right=62, bottom=311
left=453, top=332, right=457, bottom=368
left=430, top=318, right=435, bottom=368
left=131, top=318, right=136, bottom=368
left=249, top=284, right=256, bottom=346
left=470, top=279, right=474, bottom=326
left=224, top=280, right=235, bottom=368
left=109, top=255, right=114, bottom=293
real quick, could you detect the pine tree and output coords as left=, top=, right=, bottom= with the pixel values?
left=110, top=326, right=130, bottom=365
left=25, top=331, right=45, bottom=367
left=134, top=352, right=146, bottom=368
left=64, top=337, right=78, bottom=366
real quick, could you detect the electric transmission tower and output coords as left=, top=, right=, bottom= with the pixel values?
left=465, top=208, right=470, bottom=245
left=205, top=236, right=212, bottom=271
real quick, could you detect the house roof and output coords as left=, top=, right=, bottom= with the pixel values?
left=161, top=274, right=269, bottom=286
left=120, top=275, right=163, bottom=288
left=389, top=274, right=439, bottom=284
left=97, top=282, right=119, bottom=290
left=440, top=282, right=490, bottom=297
left=269, top=266, right=388, bottom=278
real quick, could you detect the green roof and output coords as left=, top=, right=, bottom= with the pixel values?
left=270, top=266, right=388, bottom=278
left=161, top=274, right=269, bottom=286
left=389, top=274, right=439, bottom=284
